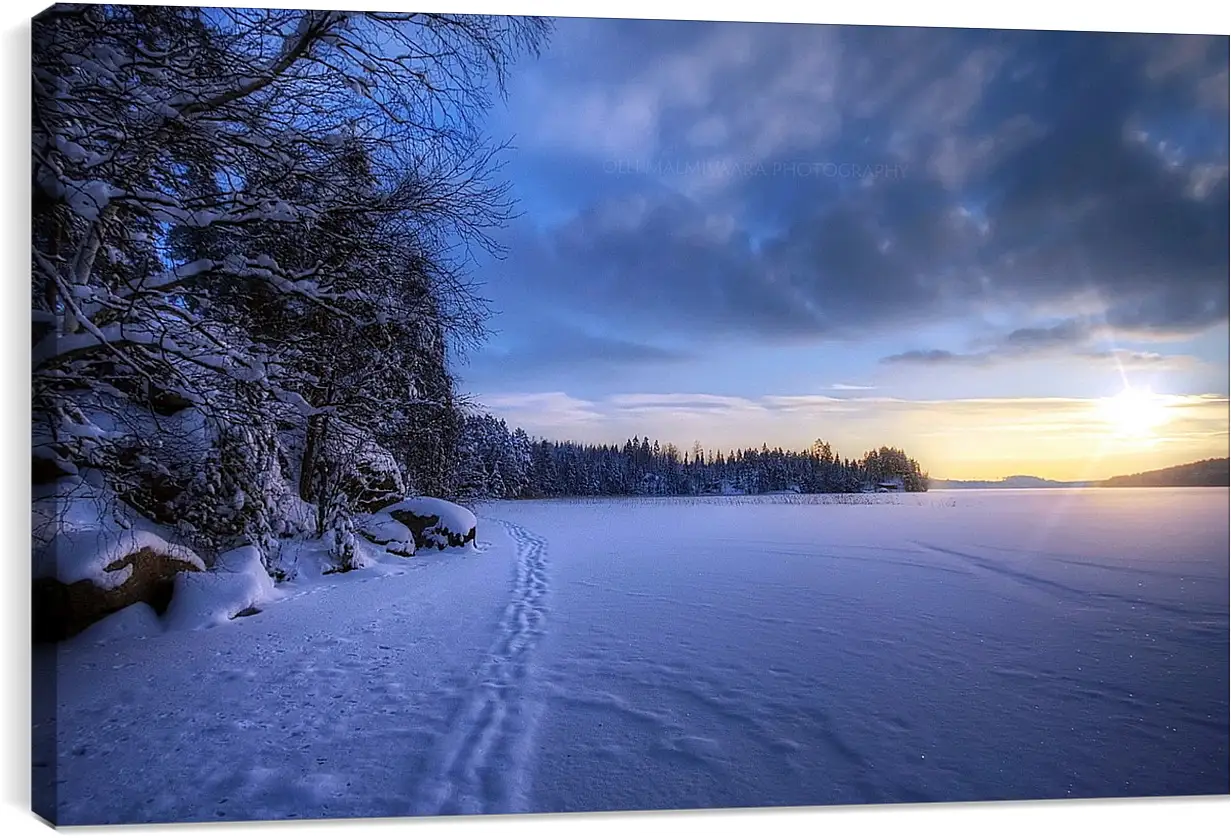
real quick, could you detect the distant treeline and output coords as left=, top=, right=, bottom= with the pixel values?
left=1099, top=458, right=1230, bottom=488
left=455, top=413, right=928, bottom=499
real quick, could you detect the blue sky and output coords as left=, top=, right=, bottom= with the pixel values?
left=453, top=18, right=1229, bottom=480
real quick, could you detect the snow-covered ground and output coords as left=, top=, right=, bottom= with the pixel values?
left=39, top=489, right=1229, bottom=824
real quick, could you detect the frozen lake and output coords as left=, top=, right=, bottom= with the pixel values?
left=43, top=488, right=1229, bottom=823
left=484, top=489, right=1229, bottom=810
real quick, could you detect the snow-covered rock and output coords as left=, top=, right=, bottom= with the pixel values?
left=33, top=527, right=206, bottom=642
left=162, top=546, right=281, bottom=632
left=380, top=497, right=477, bottom=550
left=356, top=513, right=416, bottom=557
left=35, top=528, right=205, bottom=590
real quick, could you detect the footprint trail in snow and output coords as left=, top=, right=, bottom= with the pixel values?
left=412, top=520, right=550, bottom=815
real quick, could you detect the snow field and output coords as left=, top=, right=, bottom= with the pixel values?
left=43, top=489, right=1229, bottom=823
left=46, top=527, right=516, bottom=824
left=485, top=489, right=1228, bottom=811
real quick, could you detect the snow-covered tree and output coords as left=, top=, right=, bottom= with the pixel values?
left=33, top=5, right=550, bottom=558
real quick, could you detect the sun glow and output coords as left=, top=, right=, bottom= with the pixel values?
left=1096, top=386, right=1171, bottom=439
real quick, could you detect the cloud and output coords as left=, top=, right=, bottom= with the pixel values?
left=1077, top=349, right=1202, bottom=371
left=515, top=19, right=845, bottom=170
left=882, top=349, right=990, bottom=366
left=881, top=344, right=1199, bottom=371
left=880, top=323, right=1089, bottom=365
left=463, top=319, right=694, bottom=388
left=608, top=393, right=763, bottom=411
left=482, top=389, right=1230, bottom=433
left=881, top=318, right=1206, bottom=370
left=493, top=24, right=1228, bottom=352
left=998, top=320, right=1092, bottom=351
left=475, top=392, right=605, bottom=427
left=828, top=383, right=877, bottom=390
left=475, top=389, right=1231, bottom=472
left=498, top=329, right=692, bottom=369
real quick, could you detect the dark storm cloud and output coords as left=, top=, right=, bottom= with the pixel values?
left=500, top=22, right=1228, bottom=354
left=547, top=191, right=823, bottom=338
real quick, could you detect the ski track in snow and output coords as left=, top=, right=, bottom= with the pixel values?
left=412, top=520, right=549, bottom=815
left=912, top=540, right=1211, bottom=620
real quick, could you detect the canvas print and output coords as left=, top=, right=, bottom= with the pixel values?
left=31, top=3, right=1229, bottom=826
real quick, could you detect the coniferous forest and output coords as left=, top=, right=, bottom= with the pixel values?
left=455, top=413, right=929, bottom=499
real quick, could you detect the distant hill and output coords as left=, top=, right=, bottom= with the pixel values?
left=1098, top=458, right=1230, bottom=488
left=929, top=475, right=1089, bottom=490
left=932, top=459, right=1231, bottom=490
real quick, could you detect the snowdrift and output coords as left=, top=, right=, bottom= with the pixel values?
left=71, top=602, right=164, bottom=645
left=163, top=546, right=281, bottom=631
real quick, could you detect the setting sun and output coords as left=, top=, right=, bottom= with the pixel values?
left=1096, top=386, right=1171, bottom=439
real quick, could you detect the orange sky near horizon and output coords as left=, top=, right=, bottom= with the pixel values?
left=482, top=389, right=1230, bottom=483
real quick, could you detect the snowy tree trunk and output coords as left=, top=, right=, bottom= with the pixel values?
left=300, top=413, right=325, bottom=503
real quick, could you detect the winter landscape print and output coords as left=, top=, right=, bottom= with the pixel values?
left=29, top=3, right=1230, bottom=827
